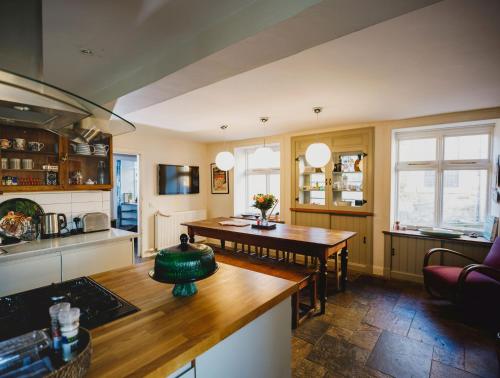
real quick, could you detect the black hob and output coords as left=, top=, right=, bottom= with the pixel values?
left=0, top=277, right=139, bottom=341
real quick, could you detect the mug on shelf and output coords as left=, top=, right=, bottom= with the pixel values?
left=22, top=159, right=33, bottom=170
left=0, top=139, right=12, bottom=150
left=9, top=158, right=21, bottom=170
left=28, top=141, right=45, bottom=152
left=13, top=138, right=26, bottom=151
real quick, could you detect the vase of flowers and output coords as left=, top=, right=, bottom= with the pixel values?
left=252, top=194, right=278, bottom=222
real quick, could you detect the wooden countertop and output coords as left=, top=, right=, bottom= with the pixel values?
left=383, top=229, right=493, bottom=246
left=87, top=261, right=297, bottom=377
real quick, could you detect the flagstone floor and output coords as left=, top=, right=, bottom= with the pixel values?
left=292, top=274, right=499, bottom=378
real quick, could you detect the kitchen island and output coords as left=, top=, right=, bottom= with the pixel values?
left=0, top=228, right=137, bottom=296
left=88, top=260, right=297, bottom=378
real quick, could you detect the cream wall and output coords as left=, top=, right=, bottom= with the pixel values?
left=113, top=125, right=208, bottom=256
left=207, top=107, right=500, bottom=275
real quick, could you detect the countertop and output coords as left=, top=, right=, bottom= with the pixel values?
left=383, top=229, right=493, bottom=246
left=0, top=228, right=138, bottom=263
left=87, top=260, right=297, bottom=377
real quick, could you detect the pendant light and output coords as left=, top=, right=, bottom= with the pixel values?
left=215, top=125, right=235, bottom=171
left=305, top=107, right=331, bottom=168
left=253, top=117, right=273, bottom=168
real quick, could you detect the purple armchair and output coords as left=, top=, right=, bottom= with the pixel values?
left=423, top=238, right=500, bottom=322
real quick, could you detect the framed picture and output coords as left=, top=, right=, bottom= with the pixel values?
left=211, top=163, right=229, bottom=194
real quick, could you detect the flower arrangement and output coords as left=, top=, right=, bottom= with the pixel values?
left=252, top=194, right=278, bottom=220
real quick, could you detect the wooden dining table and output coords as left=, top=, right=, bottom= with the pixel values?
left=182, top=217, right=357, bottom=314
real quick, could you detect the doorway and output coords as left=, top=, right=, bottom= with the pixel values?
left=112, top=153, right=140, bottom=256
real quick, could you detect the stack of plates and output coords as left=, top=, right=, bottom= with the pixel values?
left=93, top=144, right=109, bottom=156
left=75, top=144, right=92, bottom=155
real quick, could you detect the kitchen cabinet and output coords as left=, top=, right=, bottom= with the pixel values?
left=291, top=128, right=374, bottom=273
left=0, top=252, right=61, bottom=296
left=0, top=124, right=113, bottom=193
left=291, top=127, right=374, bottom=213
left=291, top=211, right=373, bottom=273
left=384, top=230, right=492, bottom=282
left=61, top=238, right=134, bottom=280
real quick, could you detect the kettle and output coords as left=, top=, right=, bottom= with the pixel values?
left=40, top=213, right=67, bottom=239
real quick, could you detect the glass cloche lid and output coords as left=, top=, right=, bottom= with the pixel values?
left=149, top=234, right=218, bottom=297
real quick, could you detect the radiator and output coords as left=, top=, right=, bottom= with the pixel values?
left=154, top=209, right=207, bottom=250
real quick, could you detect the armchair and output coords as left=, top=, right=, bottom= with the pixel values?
left=423, top=238, right=500, bottom=322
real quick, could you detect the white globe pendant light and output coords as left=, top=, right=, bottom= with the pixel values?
left=304, top=107, right=331, bottom=168
left=215, top=125, right=234, bottom=171
left=305, top=143, right=330, bottom=168
left=215, top=150, right=235, bottom=171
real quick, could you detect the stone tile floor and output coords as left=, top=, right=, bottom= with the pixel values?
left=292, top=273, right=499, bottom=378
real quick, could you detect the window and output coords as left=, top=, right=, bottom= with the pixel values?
left=394, top=125, right=493, bottom=231
left=234, top=144, right=280, bottom=215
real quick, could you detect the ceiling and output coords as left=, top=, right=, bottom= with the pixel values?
left=41, top=0, right=324, bottom=104
left=123, top=0, right=500, bottom=142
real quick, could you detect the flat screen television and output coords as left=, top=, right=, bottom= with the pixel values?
left=158, top=164, right=199, bottom=195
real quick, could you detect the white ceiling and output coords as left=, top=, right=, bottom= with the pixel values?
left=124, top=0, right=500, bottom=142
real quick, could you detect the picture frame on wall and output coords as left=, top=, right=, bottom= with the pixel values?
left=211, top=163, right=229, bottom=194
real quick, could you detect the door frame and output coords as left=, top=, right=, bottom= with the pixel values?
left=113, top=149, right=143, bottom=258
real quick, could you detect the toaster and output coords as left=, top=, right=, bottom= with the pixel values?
left=82, top=212, right=110, bottom=233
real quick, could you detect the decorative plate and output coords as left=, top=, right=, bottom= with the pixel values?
left=0, top=198, right=44, bottom=239
left=418, top=227, right=463, bottom=238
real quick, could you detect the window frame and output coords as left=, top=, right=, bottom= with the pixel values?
left=236, top=144, right=280, bottom=215
left=393, top=124, right=494, bottom=230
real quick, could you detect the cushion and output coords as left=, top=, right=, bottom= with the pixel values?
left=423, top=265, right=500, bottom=306
left=483, top=237, right=500, bottom=269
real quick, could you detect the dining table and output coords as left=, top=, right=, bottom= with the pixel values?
left=182, top=217, right=357, bottom=314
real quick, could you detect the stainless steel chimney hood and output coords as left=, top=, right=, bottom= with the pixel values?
left=0, top=0, right=135, bottom=142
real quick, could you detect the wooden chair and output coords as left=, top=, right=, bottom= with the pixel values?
left=211, top=244, right=318, bottom=328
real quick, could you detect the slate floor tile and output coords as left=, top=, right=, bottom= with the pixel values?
left=366, top=331, right=433, bottom=378
left=363, top=306, right=415, bottom=336
left=293, top=317, right=330, bottom=344
left=308, top=334, right=370, bottom=376
left=464, top=339, right=499, bottom=378
left=291, top=337, right=313, bottom=370
left=292, top=358, right=327, bottom=378
left=430, top=360, right=480, bottom=378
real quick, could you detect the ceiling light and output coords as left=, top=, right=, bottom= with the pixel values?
left=305, top=107, right=331, bottom=168
left=215, top=125, right=234, bottom=171
left=252, top=117, right=273, bottom=169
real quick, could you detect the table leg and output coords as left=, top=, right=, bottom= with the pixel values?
left=188, top=227, right=195, bottom=243
left=319, top=256, right=327, bottom=315
left=220, top=239, right=225, bottom=249
left=340, top=246, right=348, bottom=291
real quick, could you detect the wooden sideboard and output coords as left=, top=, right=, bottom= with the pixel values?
left=383, top=230, right=492, bottom=283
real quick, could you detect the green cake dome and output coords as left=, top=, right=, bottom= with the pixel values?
left=149, top=234, right=218, bottom=297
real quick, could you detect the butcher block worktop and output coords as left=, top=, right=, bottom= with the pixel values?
left=87, top=260, right=297, bottom=377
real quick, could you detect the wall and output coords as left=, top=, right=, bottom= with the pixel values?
left=207, top=107, right=500, bottom=276
left=113, top=124, right=208, bottom=256
left=0, top=191, right=110, bottom=231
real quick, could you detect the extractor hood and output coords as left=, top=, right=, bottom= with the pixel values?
left=0, top=0, right=135, bottom=142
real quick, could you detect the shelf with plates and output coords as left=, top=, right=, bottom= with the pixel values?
left=0, top=124, right=113, bottom=193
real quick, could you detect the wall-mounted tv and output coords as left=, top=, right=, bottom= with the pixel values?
left=158, top=164, right=199, bottom=195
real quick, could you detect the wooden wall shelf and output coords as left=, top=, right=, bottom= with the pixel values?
left=0, top=124, right=113, bottom=193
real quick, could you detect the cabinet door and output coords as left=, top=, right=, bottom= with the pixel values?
left=329, top=128, right=373, bottom=212
left=330, top=215, right=371, bottom=272
left=62, top=239, right=133, bottom=280
left=390, top=236, right=440, bottom=282
left=441, top=241, right=489, bottom=267
left=0, top=253, right=61, bottom=296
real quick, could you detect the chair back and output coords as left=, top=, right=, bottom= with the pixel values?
left=483, top=237, right=500, bottom=269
